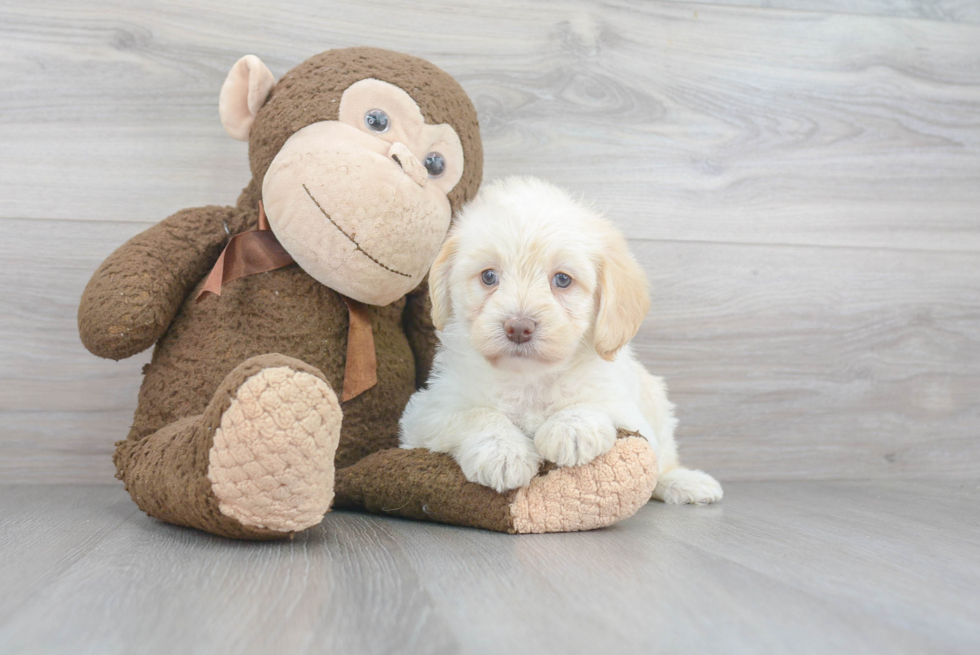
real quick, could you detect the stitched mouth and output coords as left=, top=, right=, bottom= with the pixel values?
left=302, top=184, right=411, bottom=279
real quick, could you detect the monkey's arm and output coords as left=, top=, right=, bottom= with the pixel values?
left=402, top=277, right=438, bottom=389
left=78, top=205, right=249, bottom=360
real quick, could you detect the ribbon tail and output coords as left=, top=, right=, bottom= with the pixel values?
left=194, top=200, right=377, bottom=402
left=196, top=247, right=229, bottom=301
left=341, top=297, right=378, bottom=402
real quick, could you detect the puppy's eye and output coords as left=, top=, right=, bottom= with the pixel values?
left=364, top=109, right=390, bottom=133
left=481, top=269, right=499, bottom=286
left=553, top=272, right=572, bottom=288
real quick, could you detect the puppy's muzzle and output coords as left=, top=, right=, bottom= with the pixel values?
left=504, top=317, right=536, bottom=344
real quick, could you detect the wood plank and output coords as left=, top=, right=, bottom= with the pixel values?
left=3, top=218, right=978, bottom=482
left=633, top=480, right=980, bottom=650
left=0, top=218, right=150, bottom=412
left=762, top=478, right=980, bottom=547
left=631, top=238, right=980, bottom=481
left=0, top=485, right=136, bottom=622
left=0, top=492, right=460, bottom=655
left=1, top=1, right=978, bottom=251
left=376, top=507, right=943, bottom=654
left=3, top=482, right=976, bottom=654
left=0, top=411, right=136, bottom=483
left=663, top=0, right=980, bottom=23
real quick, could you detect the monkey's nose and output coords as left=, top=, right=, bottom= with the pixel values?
left=387, top=142, right=428, bottom=187
left=504, top=318, right=536, bottom=344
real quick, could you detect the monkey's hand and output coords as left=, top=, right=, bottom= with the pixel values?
left=78, top=205, right=248, bottom=360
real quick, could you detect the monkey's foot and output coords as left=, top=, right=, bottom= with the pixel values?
left=509, top=435, right=657, bottom=533
left=334, top=432, right=657, bottom=534
left=114, top=355, right=340, bottom=540
left=208, top=361, right=342, bottom=533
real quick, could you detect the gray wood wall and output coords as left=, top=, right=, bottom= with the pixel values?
left=2, top=0, right=978, bottom=483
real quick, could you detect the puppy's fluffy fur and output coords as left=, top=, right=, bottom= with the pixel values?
left=400, top=177, right=722, bottom=505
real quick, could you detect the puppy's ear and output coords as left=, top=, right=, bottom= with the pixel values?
left=428, top=234, right=459, bottom=330
left=594, top=228, right=650, bottom=361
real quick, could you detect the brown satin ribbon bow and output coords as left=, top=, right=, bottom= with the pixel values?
left=196, top=201, right=378, bottom=402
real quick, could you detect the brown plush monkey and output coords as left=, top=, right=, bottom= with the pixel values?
left=78, top=47, right=657, bottom=539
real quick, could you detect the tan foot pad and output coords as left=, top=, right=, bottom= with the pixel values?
left=208, top=366, right=341, bottom=533
left=510, top=436, right=658, bottom=534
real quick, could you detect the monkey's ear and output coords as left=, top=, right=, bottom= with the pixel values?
left=428, top=234, right=459, bottom=331
left=219, top=55, right=276, bottom=141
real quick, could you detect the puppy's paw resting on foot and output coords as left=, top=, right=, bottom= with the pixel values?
left=456, top=427, right=542, bottom=493
left=653, top=467, right=724, bottom=505
left=534, top=406, right=618, bottom=467
left=208, top=364, right=342, bottom=532
left=534, top=407, right=616, bottom=466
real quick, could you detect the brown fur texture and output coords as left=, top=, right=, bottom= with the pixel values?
left=335, top=448, right=517, bottom=532
left=238, top=48, right=483, bottom=222
left=80, top=48, right=482, bottom=539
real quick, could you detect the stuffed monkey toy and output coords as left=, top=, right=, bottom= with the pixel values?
left=78, top=47, right=658, bottom=539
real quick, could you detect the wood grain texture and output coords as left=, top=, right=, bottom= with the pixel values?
left=1, top=0, right=979, bottom=482
left=4, top=217, right=978, bottom=482
left=0, top=485, right=136, bottom=623
left=633, top=238, right=980, bottom=480
left=640, top=481, right=980, bottom=648
left=665, top=0, right=980, bottom=24
left=1, top=481, right=978, bottom=654
left=1, top=1, right=978, bottom=250
left=0, top=486, right=459, bottom=655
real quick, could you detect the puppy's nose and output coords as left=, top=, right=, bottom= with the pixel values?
left=504, top=318, right=536, bottom=344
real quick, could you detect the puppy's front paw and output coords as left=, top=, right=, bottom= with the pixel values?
left=456, top=429, right=542, bottom=493
left=534, top=407, right=618, bottom=467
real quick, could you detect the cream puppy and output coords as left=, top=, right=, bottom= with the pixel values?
left=399, top=177, right=722, bottom=505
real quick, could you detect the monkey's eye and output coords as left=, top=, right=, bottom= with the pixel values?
left=481, top=269, right=499, bottom=286
left=364, top=109, right=390, bottom=133
left=553, top=272, right=572, bottom=288
left=424, top=152, right=446, bottom=178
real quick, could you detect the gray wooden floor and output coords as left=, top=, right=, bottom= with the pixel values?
left=1, top=481, right=978, bottom=654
